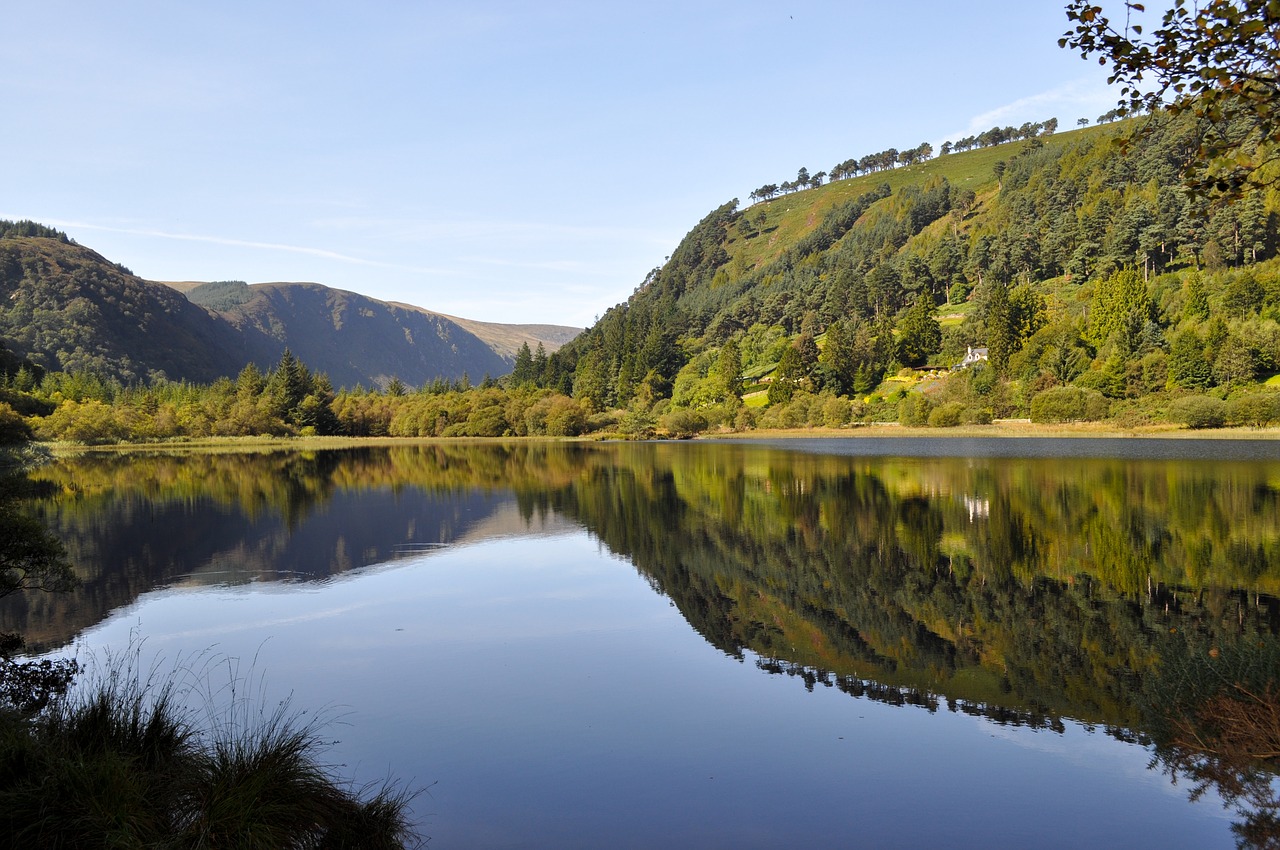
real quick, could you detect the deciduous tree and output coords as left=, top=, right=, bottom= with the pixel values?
left=1061, top=0, right=1280, bottom=198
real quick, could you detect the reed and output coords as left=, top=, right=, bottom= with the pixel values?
left=0, top=647, right=419, bottom=848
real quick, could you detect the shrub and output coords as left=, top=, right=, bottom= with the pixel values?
left=618, top=408, right=657, bottom=438
left=821, top=396, right=851, bottom=428
left=927, top=401, right=966, bottom=428
left=0, top=403, right=31, bottom=445
left=1226, top=393, right=1279, bottom=427
left=463, top=403, right=509, bottom=436
left=659, top=408, right=707, bottom=438
left=1030, top=386, right=1110, bottom=423
left=544, top=397, right=587, bottom=436
left=1073, top=368, right=1122, bottom=398
left=897, top=392, right=934, bottom=426
left=32, top=400, right=129, bottom=445
left=1168, top=395, right=1227, bottom=429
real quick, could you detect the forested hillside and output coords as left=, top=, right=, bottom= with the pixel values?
left=0, top=227, right=577, bottom=391
left=7, top=107, right=1280, bottom=443
left=524, top=111, right=1280, bottom=431
left=0, top=231, right=246, bottom=383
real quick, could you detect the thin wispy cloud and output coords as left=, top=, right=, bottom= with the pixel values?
left=940, top=78, right=1116, bottom=144
left=311, top=215, right=674, bottom=247
left=22, top=218, right=452, bottom=277
left=464, top=256, right=597, bottom=274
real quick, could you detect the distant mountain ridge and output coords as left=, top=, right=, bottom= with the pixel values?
left=0, top=233, right=580, bottom=388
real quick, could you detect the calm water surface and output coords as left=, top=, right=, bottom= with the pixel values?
left=9, top=438, right=1280, bottom=848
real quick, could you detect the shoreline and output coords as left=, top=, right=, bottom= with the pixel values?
left=701, top=421, right=1280, bottom=441
left=36, top=419, right=1280, bottom=455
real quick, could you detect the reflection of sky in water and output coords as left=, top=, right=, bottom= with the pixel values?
left=62, top=531, right=1235, bottom=849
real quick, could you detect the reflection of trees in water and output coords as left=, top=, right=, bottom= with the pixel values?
left=1144, top=635, right=1280, bottom=849
left=0, top=449, right=79, bottom=712
left=543, top=443, right=1280, bottom=846
left=554, top=448, right=1280, bottom=732
left=757, top=656, right=1070, bottom=733
left=11, top=441, right=1280, bottom=842
left=5, top=444, right=587, bottom=651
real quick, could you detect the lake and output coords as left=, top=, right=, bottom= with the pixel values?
left=7, top=437, right=1280, bottom=848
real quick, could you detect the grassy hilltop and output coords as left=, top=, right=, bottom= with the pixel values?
left=542, top=112, right=1280, bottom=433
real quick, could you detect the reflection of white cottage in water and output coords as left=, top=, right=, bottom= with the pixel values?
left=963, top=495, right=989, bottom=521
left=954, top=346, right=989, bottom=369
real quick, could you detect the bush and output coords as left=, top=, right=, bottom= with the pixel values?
left=1226, top=393, right=1279, bottom=427
left=33, top=400, right=129, bottom=445
left=897, top=392, right=934, bottom=426
left=659, top=408, right=708, bottom=438
left=1073, top=368, right=1122, bottom=398
left=1168, top=395, right=1227, bottom=429
left=821, top=396, right=851, bottom=428
left=618, top=407, right=657, bottom=438
left=0, top=403, right=31, bottom=445
left=1030, top=386, right=1110, bottom=423
left=463, top=404, right=509, bottom=436
left=927, top=401, right=966, bottom=428
left=544, top=397, right=587, bottom=436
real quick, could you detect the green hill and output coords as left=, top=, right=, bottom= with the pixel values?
left=544, top=112, right=1280, bottom=429
left=0, top=236, right=246, bottom=383
left=0, top=231, right=580, bottom=389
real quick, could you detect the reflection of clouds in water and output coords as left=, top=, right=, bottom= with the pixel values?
left=980, top=717, right=1231, bottom=812
left=77, top=533, right=661, bottom=652
left=97, top=592, right=388, bottom=644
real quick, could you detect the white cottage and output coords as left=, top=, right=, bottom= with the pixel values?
left=954, top=346, right=989, bottom=369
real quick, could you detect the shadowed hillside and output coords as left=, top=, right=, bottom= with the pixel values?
left=0, top=230, right=580, bottom=388
left=0, top=236, right=245, bottom=383
left=217, top=282, right=512, bottom=389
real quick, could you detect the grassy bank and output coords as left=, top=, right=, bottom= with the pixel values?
left=702, top=421, right=1280, bottom=440
left=37, top=418, right=1280, bottom=456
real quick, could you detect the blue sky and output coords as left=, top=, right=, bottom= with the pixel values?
left=2, top=2, right=1118, bottom=327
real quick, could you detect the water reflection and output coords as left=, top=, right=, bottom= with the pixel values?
left=6, top=439, right=1280, bottom=845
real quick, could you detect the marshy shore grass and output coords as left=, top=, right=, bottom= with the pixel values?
left=0, top=649, right=421, bottom=848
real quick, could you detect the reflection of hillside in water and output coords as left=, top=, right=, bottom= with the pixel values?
left=532, top=443, right=1280, bottom=734
left=10, top=440, right=1280, bottom=845
left=4, top=445, right=586, bottom=651
left=539, top=442, right=1280, bottom=846
left=10, top=440, right=1280, bottom=734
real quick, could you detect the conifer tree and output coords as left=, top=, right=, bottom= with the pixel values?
left=897, top=293, right=942, bottom=367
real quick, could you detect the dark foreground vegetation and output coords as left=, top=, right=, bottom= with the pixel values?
left=0, top=441, right=420, bottom=848
left=0, top=670, right=417, bottom=848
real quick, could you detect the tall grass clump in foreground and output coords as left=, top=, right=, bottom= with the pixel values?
left=0, top=648, right=421, bottom=848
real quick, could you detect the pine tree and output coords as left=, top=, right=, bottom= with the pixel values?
left=986, top=283, right=1014, bottom=375
left=511, top=342, right=534, bottom=386
left=1087, top=269, right=1149, bottom=349
left=1182, top=273, right=1210, bottom=321
left=1167, top=329, right=1212, bottom=390
left=716, top=339, right=743, bottom=400
left=532, top=343, right=548, bottom=384
left=896, top=294, right=942, bottom=367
